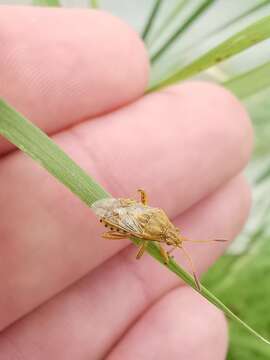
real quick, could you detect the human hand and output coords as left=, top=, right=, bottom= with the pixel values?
left=0, top=6, right=252, bottom=359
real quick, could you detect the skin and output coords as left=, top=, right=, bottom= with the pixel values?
left=0, top=6, right=253, bottom=360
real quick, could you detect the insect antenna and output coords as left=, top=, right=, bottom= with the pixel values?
left=181, top=236, right=227, bottom=243
left=179, top=246, right=201, bottom=291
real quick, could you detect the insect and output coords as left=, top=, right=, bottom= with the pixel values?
left=91, top=189, right=226, bottom=291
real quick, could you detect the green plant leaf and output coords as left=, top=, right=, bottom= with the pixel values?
left=89, top=0, right=99, bottom=8
left=32, top=0, right=61, bottom=6
left=175, top=0, right=270, bottom=61
left=224, top=61, right=270, bottom=99
left=0, top=98, right=269, bottom=345
left=150, top=0, right=217, bottom=63
left=205, top=222, right=270, bottom=354
left=254, top=160, right=270, bottom=184
left=141, top=0, right=163, bottom=41
left=211, top=0, right=270, bottom=35
left=0, top=100, right=108, bottom=205
left=148, top=14, right=270, bottom=92
left=147, top=0, right=188, bottom=45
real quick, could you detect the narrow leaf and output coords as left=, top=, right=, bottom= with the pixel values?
left=0, top=99, right=108, bottom=205
left=147, top=0, right=188, bottom=45
left=212, top=0, right=270, bottom=35
left=148, top=14, right=270, bottom=92
left=141, top=0, right=163, bottom=41
left=255, top=162, right=270, bottom=185
left=89, top=0, right=99, bottom=8
left=131, top=236, right=270, bottom=345
left=176, top=0, right=270, bottom=59
left=0, top=98, right=269, bottom=345
left=224, top=61, right=270, bottom=99
left=151, top=0, right=217, bottom=63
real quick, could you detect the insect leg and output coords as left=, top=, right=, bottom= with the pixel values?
left=136, top=240, right=148, bottom=259
left=158, top=244, right=169, bottom=264
left=137, top=189, right=148, bottom=205
left=134, top=237, right=169, bottom=263
left=180, top=246, right=201, bottom=291
left=102, top=231, right=129, bottom=240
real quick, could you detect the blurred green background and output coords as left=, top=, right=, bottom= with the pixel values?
left=1, top=0, right=270, bottom=358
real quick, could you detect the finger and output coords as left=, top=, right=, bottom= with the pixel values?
left=0, top=82, right=252, bottom=329
left=107, top=287, right=228, bottom=360
left=0, top=6, right=148, bottom=154
left=0, top=175, right=247, bottom=359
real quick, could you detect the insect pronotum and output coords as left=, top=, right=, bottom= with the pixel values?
left=91, top=189, right=226, bottom=291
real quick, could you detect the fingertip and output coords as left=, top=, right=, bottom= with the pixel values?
left=154, top=287, right=229, bottom=359
left=0, top=5, right=150, bottom=105
left=163, top=81, right=253, bottom=169
left=233, top=175, right=252, bottom=225
left=89, top=8, right=150, bottom=101
left=204, top=81, right=254, bottom=164
left=107, top=11, right=150, bottom=98
left=107, top=286, right=228, bottom=360
left=0, top=6, right=150, bottom=153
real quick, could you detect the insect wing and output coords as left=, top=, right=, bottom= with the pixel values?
left=117, top=204, right=157, bottom=234
left=92, top=198, right=153, bottom=235
left=116, top=206, right=144, bottom=233
left=91, top=198, right=128, bottom=218
left=91, top=198, right=136, bottom=230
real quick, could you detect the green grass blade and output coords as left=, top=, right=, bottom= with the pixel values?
left=148, top=14, right=270, bottom=92
left=224, top=61, right=270, bottom=99
left=150, top=0, right=217, bottom=63
left=177, top=0, right=270, bottom=60
left=0, top=100, right=108, bottom=205
left=131, top=236, right=270, bottom=345
left=32, top=0, right=61, bottom=6
left=0, top=98, right=269, bottom=345
left=147, top=0, right=188, bottom=45
left=141, top=0, right=163, bottom=41
left=255, top=162, right=270, bottom=185
left=213, top=0, right=270, bottom=35
left=89, top=0, right=99, bottom=8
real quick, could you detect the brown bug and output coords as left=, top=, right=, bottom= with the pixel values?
left=91, top=189, right=226, bottom=291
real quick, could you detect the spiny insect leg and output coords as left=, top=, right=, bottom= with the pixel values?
left=137, top=189, right=148, bottom=205
left=136, top=238, right=168, bottom=262
left=102, top=231, right=129, bottom=240
left=164, top=245, right=178, bottom=261
left=158, top=244, right=169, bottom=264
left=136, top=240, right=148, bottom=259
